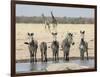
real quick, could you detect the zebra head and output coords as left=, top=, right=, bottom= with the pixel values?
left=51, top=32, right=58, bottom=41
left=24, top=33, right=34, bottom=45
left=80, top=30, right=85, bottom=40
left=66, top=32, right=75, bottom=45
left=27, top=33, right=34, bottom=43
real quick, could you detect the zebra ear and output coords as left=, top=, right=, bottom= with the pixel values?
left=71, top=33, right=73, bottom=36
left=68, top=33, right=71, bottom=36
left=31, top=33, right=34, bottom=36
left=83, top=31, right=85, bottom=34
left=27, top=33, right=30, bottom=36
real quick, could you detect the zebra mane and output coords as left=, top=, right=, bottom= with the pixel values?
left=80, top=38, right=85, bottom=45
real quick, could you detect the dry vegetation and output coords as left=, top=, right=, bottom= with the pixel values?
left=16, top=23, right=95, bottom=60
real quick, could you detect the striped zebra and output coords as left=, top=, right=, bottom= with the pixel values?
left=61, top=33, right=75, bottom=61
left=79, top=31, right=88, bottom=60
left=40, top=42, right=47, bottom=62
left=24, top=33, right=38, bottom=63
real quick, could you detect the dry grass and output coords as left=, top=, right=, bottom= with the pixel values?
left=16, top=23, right=95, bottom=60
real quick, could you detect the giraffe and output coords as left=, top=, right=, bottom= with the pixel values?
left=51, top=11, right=57, bottom=34
left=51, top=11, right=57, bottom=28
left=41, top=12, right=58, bottom=35
left=50, top=11, right=58, bottom=41
left=41, top=13, right=51, bottom=33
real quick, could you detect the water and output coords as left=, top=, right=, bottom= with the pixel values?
left=16, top=59, right=94, bottom=73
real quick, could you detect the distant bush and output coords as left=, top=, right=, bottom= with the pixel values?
left=16, top=16, right=94, bottom=24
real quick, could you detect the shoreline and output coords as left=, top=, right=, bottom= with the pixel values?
left=16, top=57, right=94, bottom=63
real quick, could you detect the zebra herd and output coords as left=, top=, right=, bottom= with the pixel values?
left=24, top=30, right=89, bottom=63
left=24, top=11, right=89, bottom=63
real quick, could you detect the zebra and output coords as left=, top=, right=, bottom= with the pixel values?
left=51, top=32, right=59, bottom=61
left=61, top=32, right=75, bottom=61
left=40, top=42, right=47, bottom=62
left=24, top=33, right=38, bottom=63
left=79, top=31, right=88, bottom=60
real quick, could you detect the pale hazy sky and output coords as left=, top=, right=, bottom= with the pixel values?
left=16, top=4, right=94, bottom=18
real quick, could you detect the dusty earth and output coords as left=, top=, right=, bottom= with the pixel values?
left=16, top=23, right=95, bottom=61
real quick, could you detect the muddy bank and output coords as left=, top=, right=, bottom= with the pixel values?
left=16, top=57, right=94, bottom=63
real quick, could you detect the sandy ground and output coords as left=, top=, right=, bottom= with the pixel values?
left=16, top=23, right=95, bottom=61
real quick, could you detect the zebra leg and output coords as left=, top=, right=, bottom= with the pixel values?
left=43, top=51, right=45, bottom=62
left=35, top=51, right=37, bottom=62
left=29, top=50, right=32, bottom=63
left=80, top=50, right=84, bottom=60
left=32, top=52, right=35, bottom=62
left=30, top=53, right=32, bottom=63
left=65, top=50, right=69, bottom=61
left=53, top=51, right=55, bottom=61
left=86, top=49, right=89, bottom=60
left=63, top=51, right=64, bottom=60
left=55, top=51, right=58, bottom=61
left=43, top=51, right=44, bottom=62
left=67, top=53, right=69, bottom=61
left=65, top=52, right=67, bottom=61
left=41, top=51, right=43, bottom=62
left=54, top=52, right=56, bottom=61
left=55, top=52, right=56, bottom=61
left=66, top=52, right=69, bottom=61
left=64, top=51, right=65, bottom=60
left=45, top=51, right=47, bottom=62
left=80, top=50, right=82, bottom=60
left=82, top=52, right=84, bottom=60
left=54, top=53, right=56, bottom=61
left=57, top=51, right=59, bottom=61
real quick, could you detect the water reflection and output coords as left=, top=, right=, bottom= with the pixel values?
left=16, top=59, right=94, bottom=73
